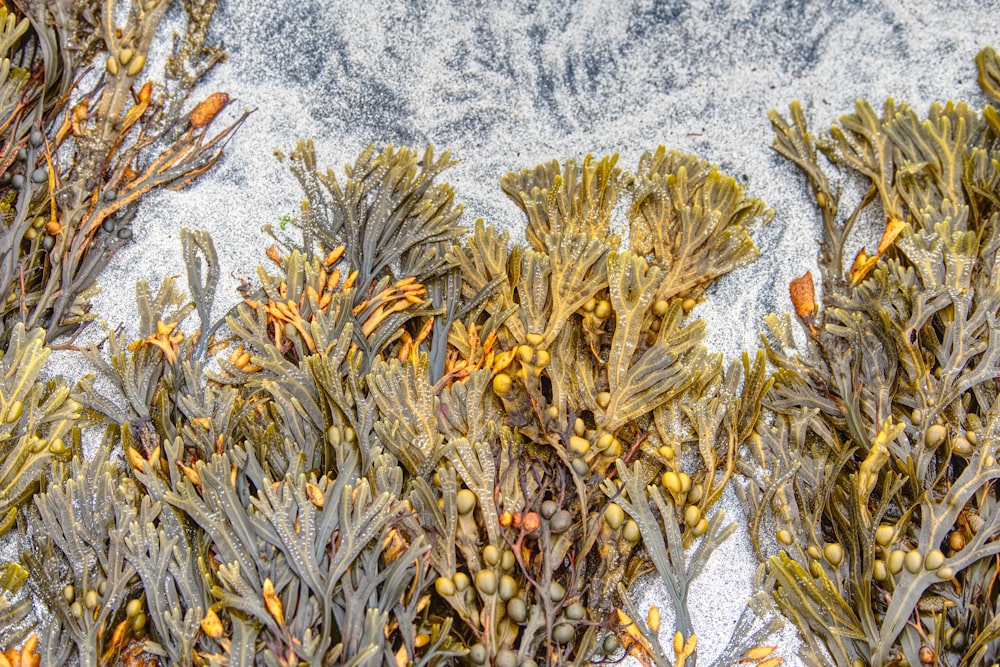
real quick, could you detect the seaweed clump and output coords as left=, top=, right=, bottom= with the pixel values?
left=0, top=0, right=245, bottom=346
left=0, top=0, right=244, bottom=580
left=0, top=139, right=783, bottom=662
left=740, top=46, right=1000, bottom=667
left=0, top=0, right=243, bottom=662
left=7, top=13, right=999, bottom=667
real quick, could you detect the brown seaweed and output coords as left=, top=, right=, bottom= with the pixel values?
left=739, top=45, right=1000, bottom=667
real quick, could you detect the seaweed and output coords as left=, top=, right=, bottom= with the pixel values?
left=12, top=20, right=999, bottom=667
left=0, top=133, right=780, bottom=665
left=22, top=447, right=144, bottom=666
left=739, top=46, right=1000, bottom=667
left=0, top=0, right=245, bottom=345
left=0, top=322, right=79, bottom=523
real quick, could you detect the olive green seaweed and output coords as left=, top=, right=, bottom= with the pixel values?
left=0, top=324, right=79, bottom=533
left=739, top=45, right=1000, bottom=667
left=0, top=0, right=245, bottom=346
left=0, top=135, right=779, bottom=665
left=1, top=6, right=996, bottom=665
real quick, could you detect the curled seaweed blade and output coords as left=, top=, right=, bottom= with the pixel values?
left=22, top=448, right=141, bottom=666
left=284, top=141, right=466, bottom=288
left=977, top=46, right=1000, bottom=104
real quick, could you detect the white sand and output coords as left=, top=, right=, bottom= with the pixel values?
left=30, top=0, right=1000, bottom=663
